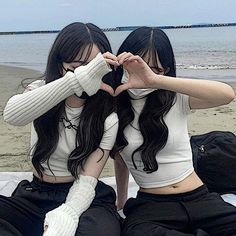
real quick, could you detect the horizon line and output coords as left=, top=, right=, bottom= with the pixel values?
left=0, top=22, right=236, bottom=35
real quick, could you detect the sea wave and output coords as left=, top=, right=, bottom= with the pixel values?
left=1, top=61, right=236, bottom=72
left=176, top=64, right=236, bottom=70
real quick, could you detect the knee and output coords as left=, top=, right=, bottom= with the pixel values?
left=0, top=219, right=22, bottom=236
left=76, top=206, right=121, bottom=236
left=122, top=224, right=143, bottom=236
left=121, top=222, right=170, bottom=236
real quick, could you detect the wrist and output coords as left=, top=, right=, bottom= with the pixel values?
left=148, top=74, right=169, bottom=90
left=74, top=53, right=111, bottom=96
left=79, top=175, right=98, bottom=188
left=65, top=175, right=97, bottom=217
left=84, top=52, right=111, bottom=78
left=65, top=70, right=83, bottom=96
left=116, top=203, right=124, bottom=211
left=44, top=204, right=78, bottom=236
left=148, top=74, right=163, bottom=89
left=116, top=196, right=127, bottom=209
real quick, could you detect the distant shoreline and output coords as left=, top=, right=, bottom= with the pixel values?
left=0, top=22, right=236, bottom=35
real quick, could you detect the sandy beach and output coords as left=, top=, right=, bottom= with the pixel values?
left=0, top=65, right=236, bottom=176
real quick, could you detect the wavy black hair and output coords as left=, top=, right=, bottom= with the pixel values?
left=32, top=22, right=116, bottom=178
left=111, top=27, right=176, bottom=173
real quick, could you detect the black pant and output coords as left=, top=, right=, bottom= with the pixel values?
left=0, top=176, right=121, bottom=236
left=122, top=185, right=236, bottom=236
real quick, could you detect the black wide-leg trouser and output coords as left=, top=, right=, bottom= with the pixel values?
left=0, top=176, right=121, bottom=236
left=122, top=185, right=236, bottom=236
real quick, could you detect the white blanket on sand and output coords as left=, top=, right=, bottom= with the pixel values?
left=0, top=172, right=235, bottom=207
left=0, top=172, right=139, bottom=198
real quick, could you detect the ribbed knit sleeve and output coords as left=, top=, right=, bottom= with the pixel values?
left=3, top=53, right=111, bottom=126
left=43, top=175, right=98, bottom=235
left=3, top=71, right=80, bottom=126
left=74, top=52, right=112, bottom=96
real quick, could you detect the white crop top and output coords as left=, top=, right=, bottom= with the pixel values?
left=120, top=93, right=194, bottom=188
left=3, top=53, right=118, bottom=176
left=30, top=101, right=118, bottom=176
left=27, top=81, right=118, bottom=176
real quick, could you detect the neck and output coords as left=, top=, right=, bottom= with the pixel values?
left=66, top=95, right=85, bottom=108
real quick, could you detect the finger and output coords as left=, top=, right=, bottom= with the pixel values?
left=115, top=83, right=130, bottom=96
left=104, top=58, right=120, bottom=67
left=103, top=52, right=119, bottom=67
left=100, top=83, right=115, bottom=96
left=118, top=53, right=133, bottom=64
left=117, top=52, right=127, bottom=60
left=118, top=52, right=134, bottom=64
left=125, top=55, right=143, bottom=64
left=103, top=52, right=118, bottom=61
left=123, top=55, right=147, bottom=69
left=122, top=58, right=140, bottom=69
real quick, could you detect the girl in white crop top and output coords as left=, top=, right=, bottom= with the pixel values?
left=1, top=23, right=121, bottom=236
left=112, top=27, right=236, bottom=235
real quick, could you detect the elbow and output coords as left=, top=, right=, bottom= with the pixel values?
left=3, top=96, right=28, bottom=126
left=218, top=84, right=236, bottom=106
left=3, top=109, right=26, bottom=126
left=3, top=108, right=12, bottom=124
left=224, top=87, right=235, bottom=105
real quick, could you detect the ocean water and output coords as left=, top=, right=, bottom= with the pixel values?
left=0, top=26, right=236, bottom=81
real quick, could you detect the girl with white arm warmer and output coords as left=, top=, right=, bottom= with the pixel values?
left=0, top=22, right=121, bottom=236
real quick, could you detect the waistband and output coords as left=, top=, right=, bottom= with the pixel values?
left=32, top=175, right=73, bottom=190
left=31, top=175, right=116, bottom=204
left=137, top=184, right=209, bottom=202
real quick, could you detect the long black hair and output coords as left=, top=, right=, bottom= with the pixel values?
left=111, top=27, right=176, bottom=173
left=32, top=22, right=115, bottom=178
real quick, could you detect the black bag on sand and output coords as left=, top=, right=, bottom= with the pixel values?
left=190, top=131, right=236, bottom=194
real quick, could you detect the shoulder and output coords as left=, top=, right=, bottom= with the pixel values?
left=104, top=112, right=119, bottom=131
left=24, top=80, right=45, bottom=92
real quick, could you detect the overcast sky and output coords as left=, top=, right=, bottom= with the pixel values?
left=1, top=0, right=236, bottom=31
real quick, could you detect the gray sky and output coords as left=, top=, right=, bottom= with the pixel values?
left=1, top=0, right=236, bottom=31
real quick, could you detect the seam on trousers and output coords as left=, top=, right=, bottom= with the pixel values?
left=179, top=201, right=191, bottom=230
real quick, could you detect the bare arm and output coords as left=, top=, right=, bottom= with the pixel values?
left=154, top=76, right=235, bottom=109
left=80, top=149, right=111, bottom=178
left=114, top=153, right=129, bottom=210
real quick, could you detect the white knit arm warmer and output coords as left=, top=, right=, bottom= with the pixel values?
left=43, top=175, right=98, bottom=236
left=3, top=53, right=110, bottom=126
left=74, top=52, right=111, bottom=96
left=3, top=72, right=80, bottom=126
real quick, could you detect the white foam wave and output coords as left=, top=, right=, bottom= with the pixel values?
left=177, top=64, right=236, bottom=70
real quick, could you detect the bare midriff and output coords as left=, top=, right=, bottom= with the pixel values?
left=33, top=168, right=75, bottom=183
left=140, top=171, right=204, bottom=194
